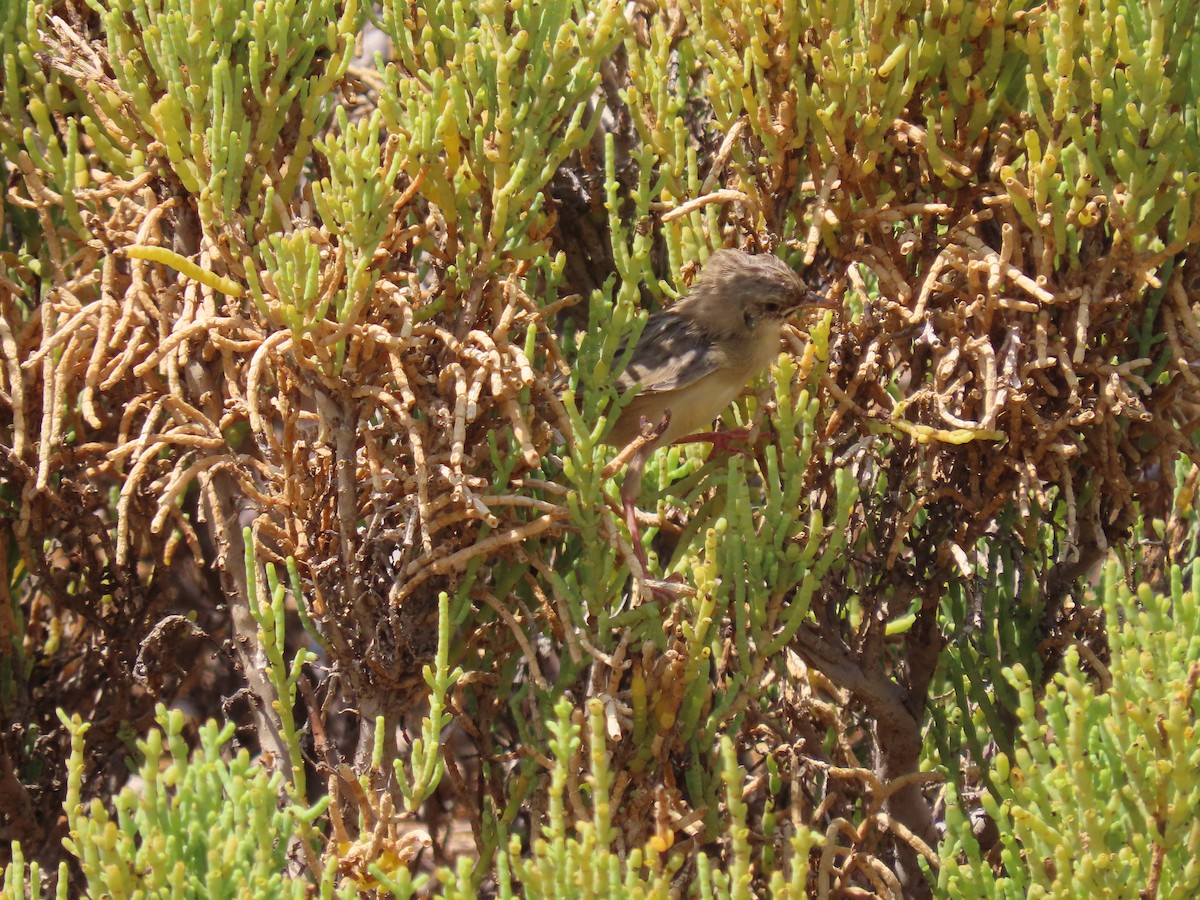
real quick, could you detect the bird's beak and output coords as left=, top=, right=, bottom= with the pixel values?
left=787, top=290, right=840, bottom=314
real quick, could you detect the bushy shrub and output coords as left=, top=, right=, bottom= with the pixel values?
left=2, top=0, right=1198, bottom=896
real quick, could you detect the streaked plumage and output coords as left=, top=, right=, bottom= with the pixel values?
left=609, top=249, right=808, bottom=450
left=607, top=248, right=819, bottom=579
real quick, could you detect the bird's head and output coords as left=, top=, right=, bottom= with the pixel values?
left=675, top=249, right=819, bottom=337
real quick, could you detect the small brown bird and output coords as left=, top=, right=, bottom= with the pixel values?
left=608, top=249, right=820, bottom=569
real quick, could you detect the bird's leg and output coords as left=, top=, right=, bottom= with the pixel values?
left=609, top=412, right=694, bottom=600
left=620, top=456, right=649, bottom=572
left=617, top=411, right=670, bottom=571
left=602, top=411, right=671, bottom=479
left=672, top=427, right=776, bottom=457
left=621, top=456, right=691, bottom=600
left=674, top=428, right=750, bottom=454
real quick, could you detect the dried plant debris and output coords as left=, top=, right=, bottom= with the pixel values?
left=2, top=0, right=1199, bottom=895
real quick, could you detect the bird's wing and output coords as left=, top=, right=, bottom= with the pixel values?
left=616, top=312, right=720, bottom=395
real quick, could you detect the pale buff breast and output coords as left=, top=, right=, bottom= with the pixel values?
left=609, top=320, right=782, bottom=451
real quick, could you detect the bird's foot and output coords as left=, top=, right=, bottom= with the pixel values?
left=602, top=410, right=672, bottom=480
left=621, top=496, right=689, bottom=599
left=639, top=411, right=672, bottom=441
left=673, top=427, right=775, bottom=456
left=622, top=494, right=657, bottom=574
left=640, top=573, right=694, bottom=601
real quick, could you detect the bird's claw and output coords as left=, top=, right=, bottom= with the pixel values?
left=602, top=410, right=673, bottom=480
left=673, top=427, right=776, bottom=457
left=640, top=573, right=694, bottom=602
left=637, top=409, right=672, bottom=441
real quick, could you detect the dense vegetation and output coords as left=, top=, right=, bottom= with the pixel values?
left=2, top=0, right=1199, bottom=896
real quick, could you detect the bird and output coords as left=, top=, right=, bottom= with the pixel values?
left=606, top=248, right=825, bottom=573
